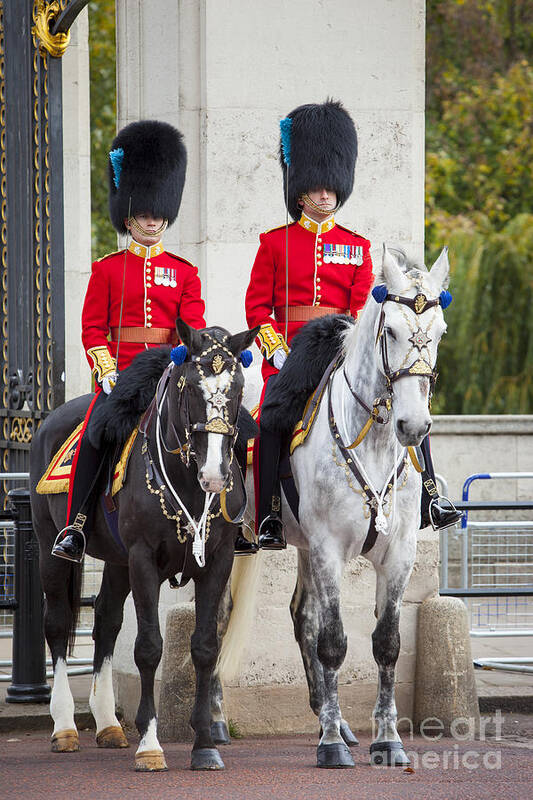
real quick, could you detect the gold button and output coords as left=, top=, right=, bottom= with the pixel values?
left=146, top=322, right=152, bottom=328
left=146, top=298, right=151, bottom=304
left=146, top=267, right=151, bottom=273
left=317, top=277, right=321, bottom=283
left=317, top=258, right=322, bottom=264
left=317, top=237, right=322, bottom=243
left=146, top=283, right=152, bottom=288
left=147, top=261, right=151, bottom=266
left=147, top=314, right=152, bottom=320
left=315, top=302, right=320, bottom=307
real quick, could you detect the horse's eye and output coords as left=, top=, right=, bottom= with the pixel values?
left=385, top=326, right=397, bottom=341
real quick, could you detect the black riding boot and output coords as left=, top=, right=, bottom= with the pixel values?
left=233, top=438, right=258, bottom=556
left=52, top=402, right=108, bottom=563
left=257, top=426, right=286, bottom=550
left=418, top=435, right=462, bottom=530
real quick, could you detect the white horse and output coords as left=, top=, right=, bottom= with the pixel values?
left=221, top=244, right=451, bottom=768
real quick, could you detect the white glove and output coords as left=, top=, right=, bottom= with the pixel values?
left=272, top=349, right=288, bottom=371
left=101, top=371, right=118, bottom=395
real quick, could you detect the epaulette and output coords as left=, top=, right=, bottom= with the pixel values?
left=336, top=223, right=369, bottom=242
left=95, top=249, right=124, bottom=262
left=262, top=222, right=295, bottom=235
left=166, top=251, right=196, bottom=269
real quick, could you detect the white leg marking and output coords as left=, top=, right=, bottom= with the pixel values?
left=89, top=657, right=121, bottom=733
left=50, top=658, right=76, bottom=735
left=136, top=718, right=162, bottom=754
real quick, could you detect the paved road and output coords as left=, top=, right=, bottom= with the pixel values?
left=1, top=727, right=531, bottom=800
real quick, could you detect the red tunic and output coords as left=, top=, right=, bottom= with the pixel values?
left=81, top=240, right=206, bottom=372
left=245, top=213, right=374, bottom=380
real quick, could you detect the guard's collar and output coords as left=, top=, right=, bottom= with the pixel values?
left=298, top=212, right=335, bottom=235
left=128, top=240, right=164, bottom=259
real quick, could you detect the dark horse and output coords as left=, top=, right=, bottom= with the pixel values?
left=30, top=320, right=258, bottom=771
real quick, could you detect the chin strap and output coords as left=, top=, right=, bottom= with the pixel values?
left=300, top=193, right=340, bottom=216
left=127, top=215, right=168, bottom=239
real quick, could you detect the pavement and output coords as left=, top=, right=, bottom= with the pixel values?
left=1, top=636, right=532, bottom=799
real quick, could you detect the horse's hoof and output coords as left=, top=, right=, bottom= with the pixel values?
left=135, top=749, right=168, bottom=771
left=340, top=720, right=359, bottom=747
left=51, top=729, right=79, bottom=753
left=191, top=747, right=225, bottom=770
left=211, top=721, right=231, bottom=745
left=96, top=725, right=129, bottom=748
left=317, top=742, right=355, bottom=768
left=370, top=740, right=410, bottom=767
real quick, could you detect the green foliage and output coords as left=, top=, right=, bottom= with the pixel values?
left=426, top=1, right=533, bottom=413
left=89, top=0, right=116, bottom=261
left=432, top=214, right=533, bottom=414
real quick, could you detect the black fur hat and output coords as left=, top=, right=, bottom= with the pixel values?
left=279, top=100, right=357, bottom=221
left=108, top=120, right=187, bottom=234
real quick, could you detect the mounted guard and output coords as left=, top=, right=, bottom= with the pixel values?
left=52, top=120, right=206, bottom=562
left=245, top=99, right=461, bottom=552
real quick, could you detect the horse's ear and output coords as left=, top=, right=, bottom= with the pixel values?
left=381, top=244, right=408, bottom=292
left=228, top=326, right=260, bottom=356
left=429, top=246, right=450, bottom=290
left=176, top=318, right=203, bottom=353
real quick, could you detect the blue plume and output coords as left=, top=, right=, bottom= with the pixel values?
left=240, top=350, right=253, bottom=368
left=280, top=117, right=292, bottom=166
left=109, top=147, right=124, bottom=189
left=171, top=345, right=188, bottom=365
left=439, top=290, right=453, bottom=309
left=372, top=284, right=388, bottom=304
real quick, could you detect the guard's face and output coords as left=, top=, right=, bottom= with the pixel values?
left=300, top=188, right=337, bottom=219
left=125, top=212, right=166, bottom=245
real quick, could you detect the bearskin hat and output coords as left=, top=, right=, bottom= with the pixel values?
left=108, top=120, right=187, bottom=234
left=279, top=100, right=357, bottom=221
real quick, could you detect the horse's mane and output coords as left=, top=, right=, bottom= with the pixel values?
left=87, top=347, right=173, bottom=448
left=261, top=314, right=353, bottom=435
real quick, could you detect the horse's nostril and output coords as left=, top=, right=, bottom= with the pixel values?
left=397, top=419, right=406, bottom=434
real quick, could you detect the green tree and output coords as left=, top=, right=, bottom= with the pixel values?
left=89, top=0, right=116, bottom=261
left=426, top=1, right=532, bottom=413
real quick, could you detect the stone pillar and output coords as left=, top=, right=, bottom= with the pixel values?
left=414, top=594, right=480, bottom=736
left=157, top=604, right=197, bottom=742
left=62, top=8, right=91, bottom=399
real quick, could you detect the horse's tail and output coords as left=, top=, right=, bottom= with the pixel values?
left=66, top=564, right=83, bottom=656
left=218, top=552, right=262, bottom=682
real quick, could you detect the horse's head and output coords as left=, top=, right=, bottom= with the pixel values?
left=372, top=245, right=451, bottom=446
left=169, top=319, right=259, bottom=493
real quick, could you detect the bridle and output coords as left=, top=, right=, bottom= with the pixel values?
left=326, top=286, right=446, bottom=543
left=375, top=290, right=440, bottom=398
left=139, top=333, right=246, bottom=568
left=148, top=333, right=242, bottom=469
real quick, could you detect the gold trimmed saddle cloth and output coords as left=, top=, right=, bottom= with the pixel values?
left=36, top=424, right=138, bottom=497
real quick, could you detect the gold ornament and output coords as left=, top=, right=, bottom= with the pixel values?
left=414, top=294, right=427, bottom=314
left=32, top=1, right=71, bottom=58
left=212, top=354, right=224, bottom=374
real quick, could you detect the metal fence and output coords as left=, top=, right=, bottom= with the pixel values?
left=440, top=472, right=533, bottom=673
left=0, top=473, right=102, bottom=691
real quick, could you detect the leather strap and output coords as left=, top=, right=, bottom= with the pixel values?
left=275, top=305, right=349, bottom=322
left=110, top=326, right=178, bottom=344
left=327, top=377, right=407, bottom=554
left=302, top=353, right=342, bottom=430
